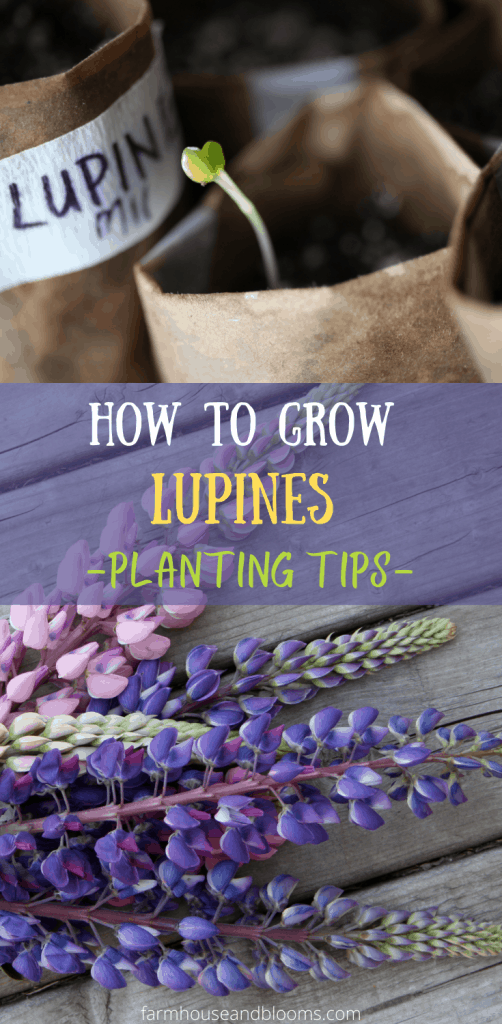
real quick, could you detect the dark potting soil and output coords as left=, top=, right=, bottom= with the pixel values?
left=161, top=0, right=419, bottom=76
left=243, top=194, right=447, bottom=291
left=0, top=0, right=106, bottom=86
left=427, top=68, right=502, bottom=142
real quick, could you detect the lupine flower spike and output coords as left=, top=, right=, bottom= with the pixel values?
left=181, top=141, right=280, bottom=289
left=0, top=610, right=500, bottom=997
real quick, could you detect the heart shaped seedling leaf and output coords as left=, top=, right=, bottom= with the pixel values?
left=181, top=142, right=225, bottom=184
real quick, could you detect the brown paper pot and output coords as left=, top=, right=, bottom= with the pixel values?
left=135, top=79, right=480, bottom=383
left=0, top=0, right=183, bottom=383
left=447, top=146, right=502, bottom=382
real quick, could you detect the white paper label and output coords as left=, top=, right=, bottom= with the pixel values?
left=0, top=25, right=183, bottom=291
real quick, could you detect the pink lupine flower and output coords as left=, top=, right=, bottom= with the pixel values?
left=160, top=591, right=207, bottom=629
left=6, top=666, right=49, bottom=703
left=128, top=633, right=171, bottom=660
left=116, top=619, right=157, bottom=645
left=87, top=672, right=129, bottom=699
left=0, top=619, right=11, bottom=653
left=23, top=606, right=50, bottom=650
left=115, top=606, right=161, bottom=645
left=39, top=697, right=81, bottom=717
left=77, top=582, right=113, bottom=619
left=116, top=605, right=157, bottom=622
left=56, top=539, right=90, bottom=594
left=0, top=697, right=12, bottom=725
left=56, top=642, right=99, bottom=681
left=47, top=609, right=68, bottom=641
left=9, top=605, right=34, bottom=632
left=87, top=648, right=129, bottom=675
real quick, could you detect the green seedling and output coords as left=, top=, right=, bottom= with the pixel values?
left=181, top=140, right=280, bottom=289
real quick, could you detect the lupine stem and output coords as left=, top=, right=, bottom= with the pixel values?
left=214, top=170, right=280, bottom=289
left=0, top=751, right=471, bottom=835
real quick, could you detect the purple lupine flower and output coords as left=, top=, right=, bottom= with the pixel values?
left=265, top=957, right=298, bottom=993
left=12, top=950, right=42, bottom=983
left=198, top=964, right=229, bottom=996
left=41, top=940, right=87, bottom=975
left=392, top=743, right=431, bottom=766
left=178, top=917, right=220, bottom=940
left=156, top=859, right=187, bottom=897
left=260, top=875, right=298, bottom=913
left=131, top=956, right=161, bottom=987
left=157, top=953, right=195, bottom=990
left=348, top=793, right=389, bottom=831
left=281, top=904, right=317, bottom=927
left=234, top=638, right=270, bottom=671
left=92, top=951, right=127, bottom=989
left=0, top=832, right=36, bottom=857
left=117, top=924, right=160, bottom=951
left=310, top=708, right=343, bottom=742
left=41, top=848, right=97, bottom=899
left=186, top=670, right=221, bottom=702
left=231, top=673, right=269, bottom=696
left=279, top=946, right=313, bottom=971
left=166, top=826, right=214, bottom=870
left=118, top=673, right=142, bottom=712
left=0, top=913, right=39, bottom=942
left=416, top=708, right=445, bottom=737
left=206, top=860, right=253, bottom=903
left=277, top=805, right=329, bottom=846
left=86, top=739, right=144, bottom=783
left=35, top=750, right=80, bottom=790
left=216, top=954, right=252, bottom=991
left=0, top=768, right=34, bottom=805
left=203, top=700, right=245, bottom=727
left=186, top=645, right=218, bottom=676
left=42, top=814, right=83, bottom=839
left=95, top=828, right=140, bottom=862
left=268, top=757, right=306, bottom=783
left=316, top=953, right=351, bottom=980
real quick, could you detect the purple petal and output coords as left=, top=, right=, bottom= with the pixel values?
left=309, top=708, right=343, bottom=741
left=178, top=917, right=219, bottom=940
left=416, top=708, right=444, bottom=737
left=92, top=955, right=127, bottom=989
left=166, top=835, right=201, bottom=870
left=349, top=801, right=385, bottom=830
left=348, top=707, right=379, bottom=734
left=393, top=744, right=431, bottom=766
left=198, top=964, right=229, bottom=996
left=186, top=670, right=220, bottom=702
left=186, top=645, right=218, bottom=676
left=216, top=956, right=251, bottom=991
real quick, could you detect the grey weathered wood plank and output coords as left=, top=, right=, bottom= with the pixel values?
left=1, top=384, right=501, bottom=605
left=1, top=847, right=501, bottom=1021
left=0, top=384, right=307, bottom=492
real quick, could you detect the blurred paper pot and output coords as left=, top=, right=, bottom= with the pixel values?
left=135, top=79, right=480, bottom=383
left=0, top=0, right=183, bottom=383
left=447, top=147, right=502, bottom=383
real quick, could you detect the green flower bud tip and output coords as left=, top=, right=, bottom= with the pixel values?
left=181, top=141, right=225, bottom=185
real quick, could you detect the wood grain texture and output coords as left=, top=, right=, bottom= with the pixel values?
left=1, top=847, right=501, bottom=1022
left=1, top=383, right=501, bottom=605
left=0, top=384, right=307, bottom=492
